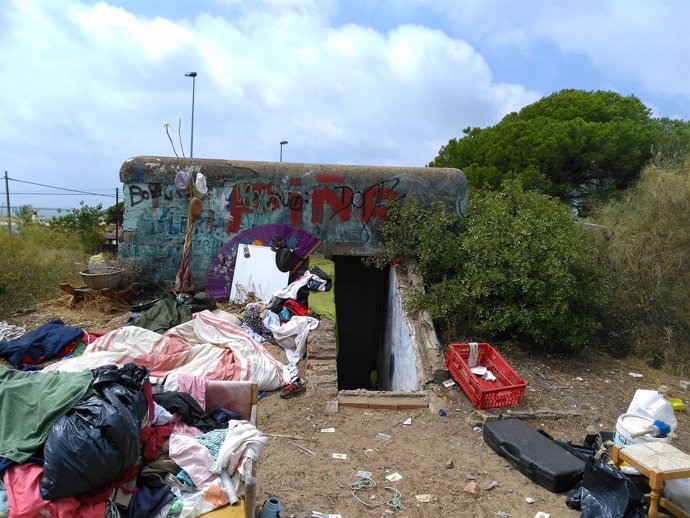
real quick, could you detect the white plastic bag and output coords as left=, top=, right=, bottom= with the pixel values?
left=195, top=173, right=208, bottom=196
left=662, top=478, right=690, bottom=515
left=467, top=342, right=479, bottom=369
left=88, top=253, right=108, bottom=273
left=626, top=389, right=677, bottom=436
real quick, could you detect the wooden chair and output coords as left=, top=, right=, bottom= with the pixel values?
left=612, top=442, right=690, bottom=518
left=204, top=380, right=260, bottom=518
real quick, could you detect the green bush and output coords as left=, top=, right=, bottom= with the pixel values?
left=49, top=202, right=105, bottom=252
left=378, top=184, right=606, bottom=352
left=593, top=155, right=690, bottom=370
left=0, top=225, right=84, bottom=319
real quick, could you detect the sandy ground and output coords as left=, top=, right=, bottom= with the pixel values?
left=5, top=296, right=690, bottom=518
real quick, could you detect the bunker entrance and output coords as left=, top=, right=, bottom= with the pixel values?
left=334, top=256, right=389, bottom=390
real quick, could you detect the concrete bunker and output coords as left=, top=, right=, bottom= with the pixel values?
left=119, top=156, right=466, bottom=403
left=334, top=257, right=444, bottom=393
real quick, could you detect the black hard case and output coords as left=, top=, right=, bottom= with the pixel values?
left=483, top=418, right=585, bottom=493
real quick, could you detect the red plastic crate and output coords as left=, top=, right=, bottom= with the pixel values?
left=445, top=342, right=527, bottom=409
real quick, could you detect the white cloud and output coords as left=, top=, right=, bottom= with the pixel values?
left=73, top=3, right=194, bottom=60
left=0, top=0, right=539, bottom=212
left=428, top=0, right=690, bottom=105
left=539, top=2, right=690, bottom=99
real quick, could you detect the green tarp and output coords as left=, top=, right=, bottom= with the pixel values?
left=0, top=366, right=94, bottom=462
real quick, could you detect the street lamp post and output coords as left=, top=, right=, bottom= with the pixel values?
left=280, top=140, right=288, bottom=162
left=185, top=72, right=197, bottom=158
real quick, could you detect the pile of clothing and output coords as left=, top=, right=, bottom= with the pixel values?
left=42, top=310, right=293, bottom=391
left=0, top=263, right=336, bottom=517
left=0, top=364, right=265, bottom=518
left=240, top=267, right=332, bottom=365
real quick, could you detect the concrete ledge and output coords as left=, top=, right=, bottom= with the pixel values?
left=338, top=390, right=429, bottom=410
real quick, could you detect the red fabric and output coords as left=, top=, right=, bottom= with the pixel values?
left=3, top=463, right=105, bottom=518
left=142, top=378, right=155, bottom=424
left=77, top=465, right=140, bottom=504
left=140, top=424, right=174, bottom=461
left=284, top=299, right=308, bottom=316
left=82, top=330, right=105, bottom=344
left=58, top=339, right=79, bottom=357
left=18, top=330, right=104, bottom=365
left=18, top=352, right=47, bottom=365
left=19, top=340, right=78, bottom=365
left=175, top=249, right=193, bottom=293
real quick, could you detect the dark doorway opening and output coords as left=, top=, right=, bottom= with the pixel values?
left=334, top=256, right=389, bottom=390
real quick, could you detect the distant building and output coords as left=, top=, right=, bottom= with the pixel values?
left=103, top=226, right=119, bottom=245
left=0, top=217, right=21, bottom=234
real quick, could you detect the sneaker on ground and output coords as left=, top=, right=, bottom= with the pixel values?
left=280, top=377, right=305, bottom=399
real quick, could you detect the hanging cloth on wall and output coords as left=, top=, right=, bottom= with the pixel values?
left=174, top=170, right=204, bottom=294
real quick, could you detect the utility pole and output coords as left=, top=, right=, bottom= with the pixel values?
left=185, top=72, right=197, bottom=158
left=4, top=171, right=10, bottom=235
left=115, top=187, right=120, bottom=255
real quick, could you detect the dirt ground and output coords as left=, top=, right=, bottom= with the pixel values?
left=6, top=296, right=690, bottom=518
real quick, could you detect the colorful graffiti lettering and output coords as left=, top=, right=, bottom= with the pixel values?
left=225, top=176, right=399, bottom=233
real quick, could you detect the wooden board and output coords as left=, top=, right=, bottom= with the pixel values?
left=59, top=282, right=140, bottom=305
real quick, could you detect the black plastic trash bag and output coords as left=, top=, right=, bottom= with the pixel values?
left=566, top=457, right=648, bottom=518
left=40, top=364, right=150, bottom=500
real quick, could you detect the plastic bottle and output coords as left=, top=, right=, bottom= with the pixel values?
left=88, top=253, right=108, bottom=273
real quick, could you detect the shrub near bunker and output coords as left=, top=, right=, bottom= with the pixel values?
left=378, top=183, right=606, bottom=353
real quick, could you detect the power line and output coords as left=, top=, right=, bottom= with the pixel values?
left=0, top=206, right=75, bottom=212
left=8, top=192, right=116, bottom=196
left=7, top=177, right=116, bottom=198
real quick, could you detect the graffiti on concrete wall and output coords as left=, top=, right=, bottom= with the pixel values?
left=225, top=174, right=400, bottom=235
left=121, top=168, right=466, bottom=289
left=128, top=183, right=174, bottom=209
left=124, top=172, right=464, bottom=247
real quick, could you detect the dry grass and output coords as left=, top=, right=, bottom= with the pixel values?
left=0, top=226, right=85, bottom=320
left=594, top=154, right=690, bottom=372
left=0, top=227, right=149, bottom=321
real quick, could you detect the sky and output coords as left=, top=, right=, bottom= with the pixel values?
left=1, top=0, right=689, bottom=216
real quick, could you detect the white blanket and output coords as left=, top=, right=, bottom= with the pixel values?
left=44, top=310, right=291, bottom=391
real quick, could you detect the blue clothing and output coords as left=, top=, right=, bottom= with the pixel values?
left=210, top=408, right=241, bottom=425
left=0, top=319, right=82, bottom=366
left=120, top=477, right=174, bottom=518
